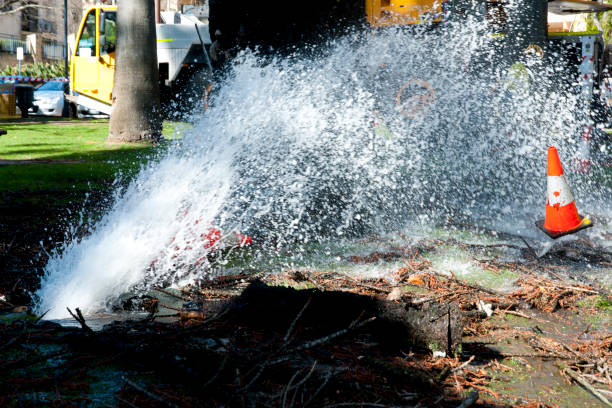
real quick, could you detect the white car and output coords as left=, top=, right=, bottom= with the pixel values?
left=30, top=80, right=109, bottom=119
left=30, top=80, right=69, bottom=117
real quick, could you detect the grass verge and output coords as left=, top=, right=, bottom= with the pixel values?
left=0, top=120, right=159, bottom=191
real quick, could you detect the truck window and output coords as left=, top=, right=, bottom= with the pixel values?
left=77, top=10, right=96, bottom=57
left=101, top=12, right=117, bottom=55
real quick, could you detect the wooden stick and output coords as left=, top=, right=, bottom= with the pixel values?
left=203, top=352, right=228, bottom=387
left=287, top=361, right=318, bottom=404
left=558, top=341, right=581, bottom=358
left=66, top=307, right=93, bottom=333
left=158, top=302, right=181, bottom=312
left=152, top=286, right=187, bottom=301
left=34, top=309, right=50, bottom=322
left=456, top=389, right=479, bottom=408
left=452, top=355, right=475, bottom=373
left=597, top=389, right=612, bottom=398
left=239, top=355, right=292, bottom=392
left=282, top=368, right=303, bottom=408
left=151, top=313, right=179, bottom=318
left=540, top=285, right=598, bottom=295
left=198, top=288, right=244, bottom=297
left=430, top=271, right=503, bottom=297
left=461, top=347, right=574, bottom=360
left=563, top=367, right=612, bottom=408
left=495, top=309, right=531, bottom=319
left=122, top=376, right=178, bottom=408
left=520, top=237, right=539, bottom=259
left=304, top=370, right=332, bottom=407
left=291, top=316, right=377, bottom=353
left=283, top=297, right=312, bottom=344
left=117, top=397, right=139, bottom=408
left=202, top=304, right=231, bottom=324
left=413, top=290, right=474, bottom=306
left=338, top=273, right=391, bottom=294
left=581, top=373, right=612, bottom=385
left=256, top=315, right=377, bottom=385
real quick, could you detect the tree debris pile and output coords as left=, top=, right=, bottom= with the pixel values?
left=1, top=257, right=611, bottom=406
left=1, top=286, right=467, bottom=407
left=183, top=266, right=610, bottom=407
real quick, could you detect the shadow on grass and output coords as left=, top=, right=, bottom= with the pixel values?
left=3, top=148, right=69, bottom=156
left=0, top=116, right=107, bottom=125
left=1, top=137, right=175, bottom=164
left=0, top=144, right=163, bottom=191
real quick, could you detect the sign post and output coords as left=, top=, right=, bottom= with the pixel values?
left=16, top=47, right=23, bottom=76
left=64, top=0, right=68, bottom=78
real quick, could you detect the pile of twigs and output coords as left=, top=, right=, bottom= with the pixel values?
left=2, top=236, right=610, bottom=407
left=178, top=265, right=608, bottom=407
left=560, top=357, right=612, bottom=407
left=509, top=276, right=600, bottom=313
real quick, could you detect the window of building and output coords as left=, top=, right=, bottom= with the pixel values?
left=21, top=5, right=38, bottom=32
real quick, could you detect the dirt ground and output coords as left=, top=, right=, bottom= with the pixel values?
left=0, top=189, right=110, bottom=305
left=0, top=190, right=611, bottom=407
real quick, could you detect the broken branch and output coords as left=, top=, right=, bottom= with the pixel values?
left=66, top=307, right=93, bottom=333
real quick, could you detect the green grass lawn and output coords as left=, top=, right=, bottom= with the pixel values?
left=0, top=120, right=180, bottom=191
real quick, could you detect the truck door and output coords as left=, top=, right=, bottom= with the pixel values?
left=98, top=10, right=116, bottom=105
left=72, top=9, right=100, bottom=100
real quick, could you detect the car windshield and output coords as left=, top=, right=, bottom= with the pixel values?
left=37, top=81, right=65, bottom=91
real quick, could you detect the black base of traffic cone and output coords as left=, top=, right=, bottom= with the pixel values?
left=535, top=217, right=593, bottom=240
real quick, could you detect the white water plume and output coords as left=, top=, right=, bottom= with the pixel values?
left=35, top=19, right=612, bottom=318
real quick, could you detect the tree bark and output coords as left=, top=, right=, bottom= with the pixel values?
left=108, top=0, right=162, bottom=143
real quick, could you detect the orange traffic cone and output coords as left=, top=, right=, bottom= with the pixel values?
left=536, top=146, right=593, bottom=239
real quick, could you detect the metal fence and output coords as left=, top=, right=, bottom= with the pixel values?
left=0, top=34, right=29, bottom=55
left=0, top=34, right=65, bottom=60
left=42, top=41, right=65, bottom=60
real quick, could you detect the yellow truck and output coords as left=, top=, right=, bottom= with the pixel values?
left=365, top=0, right=612, bottom=30
left=67, top=5, right=213, bottom=117
left=366, top=0, right=443, bottom=26
left=366, top=0, right=612, bottom=101
left=71, top=1, right=612, bottom=119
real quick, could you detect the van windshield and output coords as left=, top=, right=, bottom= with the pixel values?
left=37, top=81, right=65, bottom=91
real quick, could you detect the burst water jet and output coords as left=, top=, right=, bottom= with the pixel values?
left=35, top=17, right=612, bottom=319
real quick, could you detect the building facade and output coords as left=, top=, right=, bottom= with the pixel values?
left=81, top=1, right=205, bottom=13
left=0, top=0, right=83, bottom=67
left=0, top=0, right=207, bottom=68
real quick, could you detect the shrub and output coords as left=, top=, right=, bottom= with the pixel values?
left=0, top=62, right=65, bottom=78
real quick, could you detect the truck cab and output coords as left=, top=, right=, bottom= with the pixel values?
left=70, top=6, right=116, bottom=111
left=366, top=0, right=443, bottom=26
left=69, top=5, right=213, bottom=117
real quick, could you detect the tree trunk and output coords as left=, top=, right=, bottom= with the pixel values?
left=108, top=0, right=162, bottom=143
left=506, top=0, right=548, bottom=59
